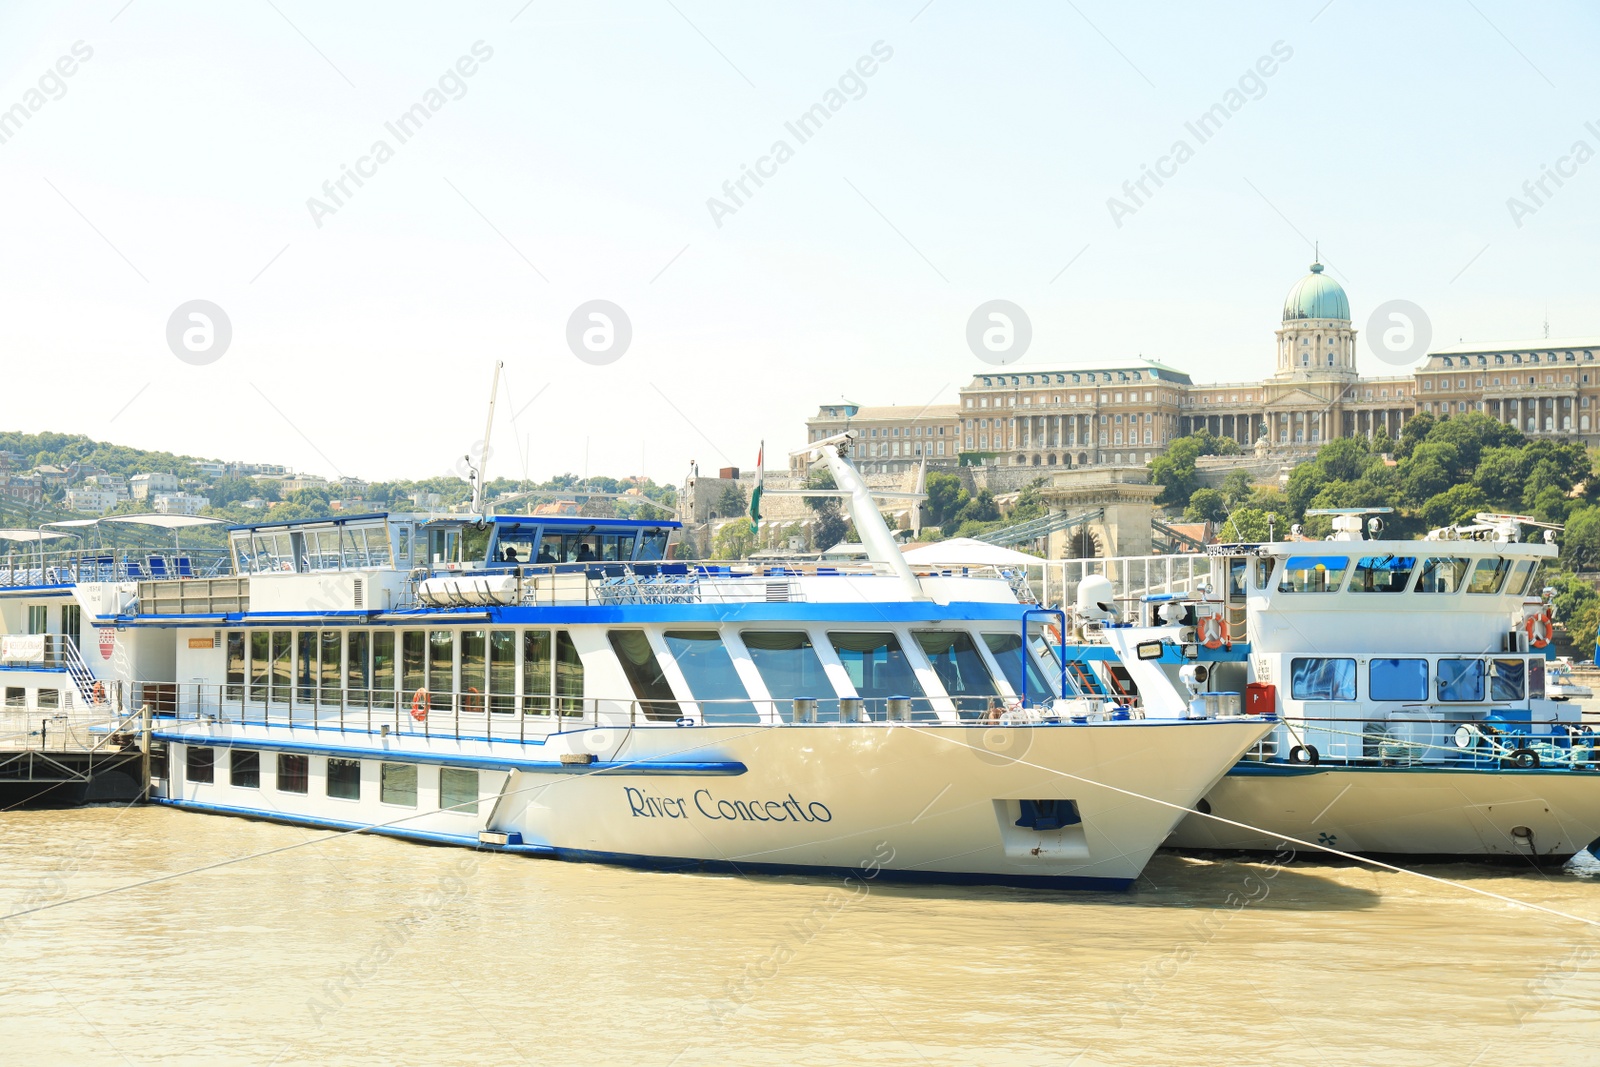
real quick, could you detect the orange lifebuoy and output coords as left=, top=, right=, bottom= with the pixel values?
left=463, top=686, right=484, bottom=714
left=1525, top=611, right=1553, bottom=650
left=1199, top=614, right=1230, bottom=650
left=410, top=688, right=431, bottom=721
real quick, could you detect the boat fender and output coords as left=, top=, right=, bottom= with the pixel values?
left=1288, top=744, right=1319, bottom=766
left=410, top=688, right=431, bottom=721
left=1525, top=611, right=1553, bottom=650
left=1510, top=747, right=1540, bottom=769
left=1199, top=614, right=1230, bottom=650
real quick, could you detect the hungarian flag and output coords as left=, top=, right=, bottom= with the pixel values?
left=748, top=442, right=763, bottom=533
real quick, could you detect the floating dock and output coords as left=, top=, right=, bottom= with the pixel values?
left=0, top=705, right=146, bottom=807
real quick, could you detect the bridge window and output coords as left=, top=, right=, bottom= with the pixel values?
left=741, top=631, right=835, bottom=719
left=1350, top=554, right=1415, bottom=593
left=1437, top=659, right=1485, bottom=702
left=982, top=633, right=1053, bottom=705
left=1369, top=659, right=1427, bottom=700
left=608, top=630, right=679, bottom=720
left=1278, top=556, right=1349, bottom=593
left=1290, top=658, right=1356, bottom=701
left=1507, top=560, right=1540, bottom=596
left=1466, top=557, right=1510, bottom=594
left=1417, top=557, right=1469, bottom=593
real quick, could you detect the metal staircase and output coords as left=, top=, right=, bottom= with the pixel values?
left=977, top=508, right=1104, bottom=548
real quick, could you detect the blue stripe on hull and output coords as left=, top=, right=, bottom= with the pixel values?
left=154, top=798, right=1134, bottom=891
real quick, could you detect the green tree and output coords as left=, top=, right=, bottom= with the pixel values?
left=923, top=471, right=969, bottom=533
left=1562, top=505, right=1600, bottom=571
left=1216, top=507, right=1272, bottom=542
left=1219, top=469, right=1253, bottom=507
left=713, top=482, right=747, bottom=519
left=1185, top=487, right=1228, bottom=523
left=712, top=521, right=755, bottom=560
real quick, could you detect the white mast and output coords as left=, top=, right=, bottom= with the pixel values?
left=470, top=360, right=503, bottom=518
left=791, top=431, right=923, bottom=598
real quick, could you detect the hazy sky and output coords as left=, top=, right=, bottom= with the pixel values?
left=1, top=2, right=1595, bottom=486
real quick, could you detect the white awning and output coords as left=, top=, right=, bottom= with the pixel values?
left=103, top=514, right=224, bottom=530
left=901, top=537, right=1044, bottom=568
left=42, top=518, right=103, bottom=528
left=0, top=529, right=71, bottom=543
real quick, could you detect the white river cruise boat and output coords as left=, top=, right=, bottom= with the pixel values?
left=1049, top=509, right=1600, bottom=862
left=0, top=437, right=1271, bottom=890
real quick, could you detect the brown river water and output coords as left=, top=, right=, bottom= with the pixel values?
left=2, top=806, right=1598, bottom=1066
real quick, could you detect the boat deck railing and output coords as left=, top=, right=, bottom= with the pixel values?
left=0, top=546, right=231, bottom=589
left=402, top=559, right=1024, bottom=610
left=135, top=681, right=1112, bottom=743
left=1246, top=714, right=1600, bottom=771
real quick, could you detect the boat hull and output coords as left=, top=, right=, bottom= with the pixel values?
left=1168, top=763, right=1600, bottom=860
left=155, top=717, right=1270, bottom=889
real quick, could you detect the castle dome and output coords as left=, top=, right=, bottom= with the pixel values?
left=1282, top=262, right=1349, bottom=322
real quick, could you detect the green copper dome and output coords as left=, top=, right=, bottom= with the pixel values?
left=1282, top=262, right=1349, bottom=322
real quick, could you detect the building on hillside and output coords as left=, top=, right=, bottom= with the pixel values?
left=802, top=258, right=1597, bottom=470
left=800, top=403, right=960, bottom=474
left=0, top=472, right=43, bottom=505
left=32, top=464, right=71, bottom=488
left=194, top=461, right=226, bottom=480
left=130, top=472, right=181, bottom=500
left=1412, top=337, right=1600, bottom=434
left=81, top=473, right=130, bottom=500
left=227, top=462, right=290, bottom=478
left=151, top=491, right=210, bottom=516
left=282, top=475, right=329, bottom=494
left=66, top=488, right=121, bottom=514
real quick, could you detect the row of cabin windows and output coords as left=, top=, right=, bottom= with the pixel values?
left=4, top=687, right=60, bottom=708
left=220, top=626, right=1055, bottom=723
left=1289, top=656, right=1545, bottom=703
left=1256, top=555, right=1541, bottom=596
left=224, top=628, right=585, bottom=715
left=182, top=747, right=480, bottom=812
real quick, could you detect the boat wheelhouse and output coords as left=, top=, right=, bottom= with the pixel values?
left=11, top=438, right=1273, bottom=889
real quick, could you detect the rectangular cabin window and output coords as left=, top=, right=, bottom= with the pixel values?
left=226, top=631, right=246, bottom=701
left=1490, top=658, right=1526, bottom=701
left=230, top=750, right=260, bottom=789
left=4, top=687, right=22, bottom=708
left=26, top=605, right=47, bottom=634
left=982, top=633, right=1055, bottom=705
left=555, top=631, right=584, bottom=715
left=1530, top=657, right=1546, bottom=698
left=522, top=630, right=552, bottom=714
left=489, top=630, right=517, bottom=714
left=393, top=526, right=411, bottom=569
left=914, top=631, right=999, bottom=717
left=1467, top=557, right=1510, bottom=594
left=1369, top=659, right=1427, bottom=700
left=250, top=631, right=270, bottom=701
left=186, top=746, right=215, bottom=785
left=494, top=534, right=534, bottom=566
left=270, top=630, right=292, bottom=705
left=461, top=525, right=493, bottom=565
left=372, top=631, right=396, bottom=709
left=1290, top=658, right=1356, bottom=701
left=347, top=630, right=370, bottom=709
left=277, top=754, right=309, bottom=794
left=319, top=631, right=342, bottom=705
left=1437, top=659, right=1486, bottom=701
left=1253, top=558, right=1274, bottom=590
left=37, top=688, right=60, bottom=709
left=326, top=758, right=361, bottom=800
left=1417, top=557, right=1470, bottom=593
left=1350, top=554, right=1415, bottom=593
left=1278, top=557, right=1350, bottom=593
left=662, top=631, right=757, bottom=723
left=440, top=768, right=479, bottom=815
left=401, top=630, right=426, bottom=696
left=427, top=630, right=454, bottom=702
left=741, top=631, right=836, bottom=720
left=637, top=531, right=668, bottom=561
left=828, top=632, right=928, bottom=717
left=296, top=631, right=316, bottom=702
left=607, top=630, right=679, bottom=721
left=460, top=630, right=486, bottom=712
left=380, top=763, right=417, bottom=807
left=1227, top=559, right=1247, bottom=600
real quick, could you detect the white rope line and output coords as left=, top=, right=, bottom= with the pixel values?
left=909, top=726, right=1600, bottom=931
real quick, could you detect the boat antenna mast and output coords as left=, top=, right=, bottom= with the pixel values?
left=468, top=360, right=504, bottom=519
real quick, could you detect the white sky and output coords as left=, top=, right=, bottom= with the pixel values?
left=0, top=1, right=1595, bottom=485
